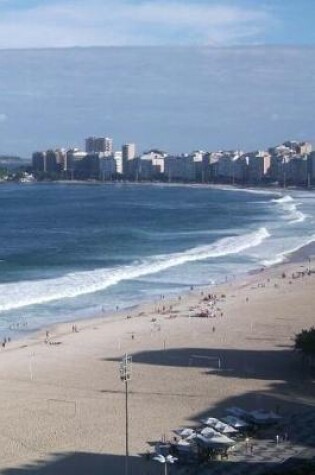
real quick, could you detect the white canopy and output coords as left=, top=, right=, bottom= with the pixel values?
left=222, top=415, right=249, bottom=429
left=196, top=432, right=235, bottom=448
left=174, top=428, right=196, bottom=439
left=202, top=417, right=219, bottom=426
left=201, top=417, right=238, bottom=434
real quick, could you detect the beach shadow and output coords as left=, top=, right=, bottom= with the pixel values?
left=104, top=347, right=311, bottom=382
left=2, top=444, right=314, bottom=475
left=0, top=451, right=161, bottom=475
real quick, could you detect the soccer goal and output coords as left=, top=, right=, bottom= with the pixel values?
left=188, top=354, right=221, bottom=370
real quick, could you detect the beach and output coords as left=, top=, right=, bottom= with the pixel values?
left=0, top=251, right=313, bottom=474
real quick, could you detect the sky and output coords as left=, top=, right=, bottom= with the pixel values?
left=0, top=46, right=314, bottom=157
left=0, top=2, right=314, bottom=156
left=0, top=0, right=314, bottom=48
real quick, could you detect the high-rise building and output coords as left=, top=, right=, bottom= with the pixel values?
left=122, top=143, right=136, bottom=175
left=122, top=143, right=136, bottom=160
left=114, top=151, right=123, bottom=174
left=85, top=137, right=96, bottom=153
left=45, top=150, right=59, bottom=173
left=85, top=137, right=113, bottom=155
left=32, top=151, right=45, bottom=172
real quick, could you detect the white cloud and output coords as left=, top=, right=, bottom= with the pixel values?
left=0, top=113, right=7, bottom=122
left=0, top=1, right=272, bottom=48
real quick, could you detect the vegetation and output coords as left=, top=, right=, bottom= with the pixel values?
left=0, top=167, right=7, bottom=178
left=295, top=327, right=315, bottom=357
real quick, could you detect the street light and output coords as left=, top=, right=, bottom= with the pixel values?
left=120, top=353, right=132, bottom=475
left=153, top=454, right=178, bottom=475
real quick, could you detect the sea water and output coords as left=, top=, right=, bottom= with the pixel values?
left=0, top=183, right=314, bottom=337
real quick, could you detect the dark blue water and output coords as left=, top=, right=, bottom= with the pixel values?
left=0, top=183, right=314, bottom=335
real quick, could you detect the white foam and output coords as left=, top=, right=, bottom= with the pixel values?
left=272, top=194, right=307, bottom=224
left=262, top=234, right=315, bottom=267
left=273, top=195, right=294, bottom=204
left=216, top=186, right=280, bottom=196
left=0, top=227, right=270, bottom=312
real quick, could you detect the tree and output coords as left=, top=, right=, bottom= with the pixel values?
left=294, top=327, right=315, bottom=367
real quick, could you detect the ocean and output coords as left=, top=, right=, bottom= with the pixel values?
left=0, top=183, right=314, bottom=337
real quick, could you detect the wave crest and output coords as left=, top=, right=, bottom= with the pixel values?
left=0, top=227, right=270, bottom=312
left=272, top=194, right=307, bottom=224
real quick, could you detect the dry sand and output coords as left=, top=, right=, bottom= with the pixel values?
left=0, top=258, right=314, bottom=474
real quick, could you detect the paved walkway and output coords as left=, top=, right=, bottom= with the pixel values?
left=175, top=410, right=315, bottom=475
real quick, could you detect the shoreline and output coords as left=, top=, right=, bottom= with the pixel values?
left=5, top=235, right=313, bottom=352
left=3, top=231, right=315, bottom=350
left=4, top=178, right=315, bottom=195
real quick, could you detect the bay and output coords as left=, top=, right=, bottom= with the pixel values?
left=0, top=183, right=314, bottom=337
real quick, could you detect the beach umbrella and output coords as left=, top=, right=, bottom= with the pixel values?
left=213, top=421, right=238, bottom=435
left=201, top=417, right=220, bottom=426
left=153, top=454, right=178, bottom=475
left=196, top=433, right=235, bottom=448
left=222, top=415, right=250, bottom=429
left=174, top=428, right=196, bottom=439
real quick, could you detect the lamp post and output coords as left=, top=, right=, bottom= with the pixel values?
left=307, top=256, right=311, bottom=274
left=153, top=454, right=177, bottom=475
left=120, top=353, right=132, bottom=475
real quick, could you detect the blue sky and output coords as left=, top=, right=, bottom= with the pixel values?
left=0, top=0, right=314, bottom=48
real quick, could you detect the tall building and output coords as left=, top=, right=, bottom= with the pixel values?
left=32, top=150, right=59, bottom=174
left=85, top=137, right=113, bottom=155
left=113, top=151, right=123, bottom=174
left=45, top=150, right=59, bottom=173
left=85, top=137, right=96, bottom=153
left=32, top=151, right=45, bottom=172
left=122, top=143, right=136, bottom=175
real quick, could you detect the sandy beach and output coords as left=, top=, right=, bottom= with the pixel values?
left=0, top=253, right=314, bottom=474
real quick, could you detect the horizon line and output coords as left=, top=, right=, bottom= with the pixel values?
left=0, top=44, right=315, bottom=52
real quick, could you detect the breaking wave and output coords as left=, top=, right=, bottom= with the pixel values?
left=262, top=234, right=315, bottom=267
left=0, top=227, right=270, bottom=312
left=272, top=195, right=307, bottom=224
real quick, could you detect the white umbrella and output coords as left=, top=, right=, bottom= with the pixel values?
left=213, top=421, right=238, bottom=435
left=174, top=427, right=196, bottom=439
left=202, top=417, right=238, bottom=435
left=202, top=417, right=219, bottom=426
left=196, top=433, right=235, bottom=448
left=153, top=454, right=178, bottom=475
left=222, top=415, right=250, bottom=429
